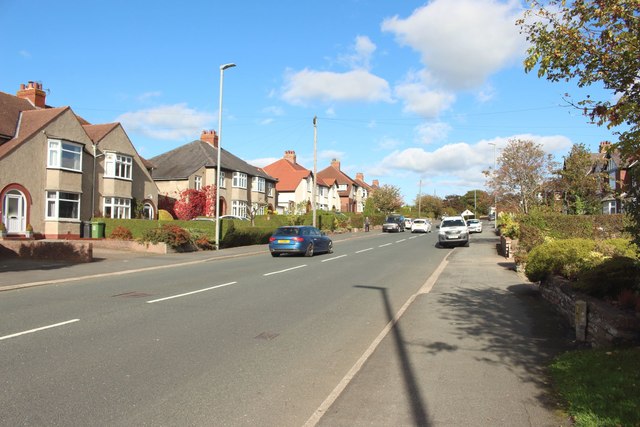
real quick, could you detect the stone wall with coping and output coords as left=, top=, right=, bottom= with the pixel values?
left=539, top=276, right=640, bottom=348
left=0, top=240, right=93, bottom=263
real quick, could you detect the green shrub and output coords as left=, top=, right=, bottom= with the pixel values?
left=594, top=238, right=638, bottom=258
left=575, top=257, right=640, bottom=299
left=525, top=239, right=598, bottom=282
left=220, top=227, right=273, bottom=248
left=140, top=224, right=191, bottom=249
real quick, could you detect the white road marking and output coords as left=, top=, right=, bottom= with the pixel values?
left=321, top=255, right=347, bottom=263
left=396, top=239, right=406, bottom=243
left=409, top=236, right=418, bottom=239
left=146, top=282, right=237, bottom=303
left=263, top=265, right=307, bottom=277
left=378, top=243, right=392, bottom=248
left=304, top=250, right=453, bottom=427
left=0, top=319, right=80, bottom=341
left=355, top=248, right=373, bottom=254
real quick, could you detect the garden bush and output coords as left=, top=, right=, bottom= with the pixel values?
left=109, top=225, right=133, bottom=240
left=525, top=238, right=600, bottom=282
left=140, top=224, right=191, bottom=249
left=574, top=257, right=640, bottom=299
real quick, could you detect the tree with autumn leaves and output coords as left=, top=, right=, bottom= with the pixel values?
left=519, top=0, right=640, bottom=237
left=165, top=185, right=217, bottom=220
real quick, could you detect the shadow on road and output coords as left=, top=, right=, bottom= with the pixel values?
left=355, top=285, right=432, bottom=427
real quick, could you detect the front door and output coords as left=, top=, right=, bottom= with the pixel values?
left=3, top=190, right=26, bottom=233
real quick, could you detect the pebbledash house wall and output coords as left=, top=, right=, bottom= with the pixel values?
left=539, top=275, right=640, bottom=348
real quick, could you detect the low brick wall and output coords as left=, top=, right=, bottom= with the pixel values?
left=0, top=240, right=93, bottom=263
left=539, top=276, right=640, bottom=348
left=90, top=239, right=170, bottom=254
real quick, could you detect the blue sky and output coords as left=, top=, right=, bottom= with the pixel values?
left=2, top=0, right=621, bottom=204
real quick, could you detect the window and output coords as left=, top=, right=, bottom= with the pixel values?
left=48, top=139, right=82, bottom=172
left=104, top=153, right=132, bottom=179
left=233, top=172, right=247, bottom=188
left=194, top=175, right=202, bottom=190
left=104, top=197, right=131, bottom=219
left=46, top=191, right=80, bottom=220
left=218, top=171, right=226, bottom=188
left=252, top=177, right=265, bottom=193
left=267, top=182, right=274, bottom=197
left=337, top=184, right=348, bottom=191
left=252, top=202, right=266, bottom=215
left=232, top=200, right=248, bottom=218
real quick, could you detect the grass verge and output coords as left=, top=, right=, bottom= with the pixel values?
left=550, top=347, right=640, bottom=426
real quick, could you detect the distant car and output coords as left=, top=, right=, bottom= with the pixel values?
left=191, top=217, right=216, bottom=221
left=466, top=219, right=482, bottom=233
left=382, top=214, right=405, bottom=232
left=404, top=217, right=413, bottom=229
left=437, top=215, right=469, bottom=248
left=268, top=225, right=333, bottom=257
left=411, top=218, right=432, bottom=233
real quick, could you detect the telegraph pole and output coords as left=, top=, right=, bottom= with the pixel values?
left=312, top=116, right=317, bottom=228
left=418, top=179, right=422, bottom=217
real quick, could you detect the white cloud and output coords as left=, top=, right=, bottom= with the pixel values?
left=319, top=149, right=346, bottom=161
left=476, top=84, right=496, bottom=103
left=248, top=157, right=279, bottom=168
left=116, top=103, right=214, bottom=141
left=377, top=133, right=573, bottom=191
left=262, top=106, right=284, bottom=116
left=259, top=118, right=274, bottom=125
left=137, top=91, right=162, bottom=102
left=19, top=50, right=31, bottom=58
left=415, top=122, right=451, bottom=144
left=377, top=136, right=403, bottom=150
left=382, top=0, right=524, bottom=90
left=394, top=78, right=456, bottom=118
left=338, top=35, right=377, bottom=70
left=282, top=68, right=393, bottom=105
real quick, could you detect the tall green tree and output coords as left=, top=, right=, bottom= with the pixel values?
left=485, top=138, right=557, bottom=214
left=519, top=0, right=640, bottom=158
left=414, top=194, right=443, bottom=218
left=558, top=143, right=604, bottom=214
left=461, top=190, right=492, bottom=215
left=369, top=184, right=403, bottom=214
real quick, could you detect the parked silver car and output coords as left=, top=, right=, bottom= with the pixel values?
left=466, top=219, right=482, bottom=233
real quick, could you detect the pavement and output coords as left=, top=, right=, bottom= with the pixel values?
left=0, top=232, right=574, bottom=426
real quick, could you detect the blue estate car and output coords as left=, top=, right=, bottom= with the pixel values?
left=268, top=225, right=333, bottom=257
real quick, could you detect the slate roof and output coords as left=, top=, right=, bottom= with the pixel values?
left=0, top=91, right=35, bottom=141
left=0, top=106, right=69, bottom=160
left=263, top=157, right=311, bottom=192
left=149, top=140, right=275, bottom=182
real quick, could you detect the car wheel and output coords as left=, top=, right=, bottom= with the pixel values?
left=327, top=241, right=333, bottom=254
left=271, top=252, right=280, bottom=257
left=305, top=243, right=314, bottom=257
left=464, top=240, right=470, bottom=247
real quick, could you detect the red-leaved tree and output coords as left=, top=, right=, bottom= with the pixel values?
left=173, top=185, right=217, bottom=220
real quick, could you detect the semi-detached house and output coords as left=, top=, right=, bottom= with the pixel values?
left=263, top=150, right=340, bottom=214
left=150, top=130, right=277, bottom=218
left=0, top=82, right=158, bottom=239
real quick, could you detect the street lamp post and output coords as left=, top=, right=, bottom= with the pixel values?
left=489, top=142, right=497, bottom=229
left=215, top=63, right=236, bottom=250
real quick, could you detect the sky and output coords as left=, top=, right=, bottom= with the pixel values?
left=1, top=0, right=622, bottom=204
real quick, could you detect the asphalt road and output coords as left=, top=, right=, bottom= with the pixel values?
left=0, top=230, right=448, bottom=426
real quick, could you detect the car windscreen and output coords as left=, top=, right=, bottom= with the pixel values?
left=442, top=220, right=466, bottom=227
left=386, top=216, right=402, bottom=222
left=413, top=220, right=425, bottom=224
left=274, top=227, right=299, bottom=236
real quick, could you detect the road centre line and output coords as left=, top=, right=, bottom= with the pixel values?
left=263, top=264, right=307, bottom=277
left=321, top=255, right=347, bottom=263
left=0, top=319, right=80, bottom=341
left=396, top=239, right=406, bottom=243
left=355, top=248, right=373, bottom=254
left=146, top=282, right=237, bottom=304
left=378, top=243, right=392, bottom=248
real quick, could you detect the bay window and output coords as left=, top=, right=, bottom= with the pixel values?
left=48, top=139, right=82, bottom=172
left=46, top=191, right=80, bottom=220
left=233, top=172, right=247, bottom=188
left=104, top=197, right=131, bottom=219
left=104, top=153, right=132, bottom=179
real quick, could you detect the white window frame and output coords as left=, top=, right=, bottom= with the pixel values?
left=267, top=182, right=274, bottom=197
left=233, top=172, right=247, bottom=189
left=232, top=200, right=248, bottom=218
left=218, top=171, right=226, bottom=188
left=104, top=153, right=133, bottom=179
left=194, top=175, right=202, bottom=190
left=338, top=184, right=348, bottom=191
left=252, top=202, right=266, bottom=215
left=46, top=191, right=80, bottom=220
left=252, top=176, right=265, bottom=193
left=48, top=139, right=83, bottom=172
left=103, top=197, right=131, bottom=219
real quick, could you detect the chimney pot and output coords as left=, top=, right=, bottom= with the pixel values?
left=201, top=129, right=219, bottom=148
left=17, top=81, right=47, bottom=108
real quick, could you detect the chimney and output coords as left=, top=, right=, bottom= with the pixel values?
left=372, top=179, right=379, bottom=187
left=201, top=130, right=219, bottom=148
left=356, top=173, right=364, bottom=182
left=284, top=150, right=297, bottom=164
left=599, top=141, right=612, bottom=153
left=331, top=158, right=341, bottom=170
left=17, top=81, right=47, bottom=108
